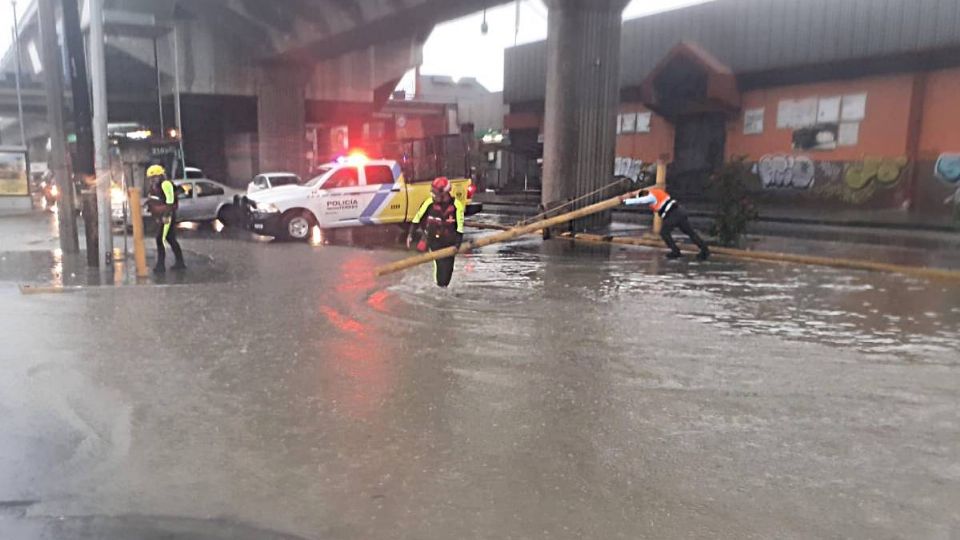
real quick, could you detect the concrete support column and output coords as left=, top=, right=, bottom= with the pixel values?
left=258, top=65, right=309, bottom=176
left=541, top=0, right=628, bottom=231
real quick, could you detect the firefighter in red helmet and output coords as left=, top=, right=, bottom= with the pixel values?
left=406, top=177, right=466, bottom=287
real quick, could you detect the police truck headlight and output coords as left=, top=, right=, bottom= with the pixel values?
left=256, top=203, right=280, bottom=214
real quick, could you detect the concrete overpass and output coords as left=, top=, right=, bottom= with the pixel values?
left=4, top=0, right=630, bottom=228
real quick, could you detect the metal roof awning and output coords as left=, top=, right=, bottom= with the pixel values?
left=640, top=41, right=741, bottom=121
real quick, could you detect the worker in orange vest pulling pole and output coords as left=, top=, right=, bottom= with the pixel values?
left=623, top=188, right=710, bottom=260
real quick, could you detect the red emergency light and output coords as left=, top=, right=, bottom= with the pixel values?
left=336, top=151, right=369, bottom=166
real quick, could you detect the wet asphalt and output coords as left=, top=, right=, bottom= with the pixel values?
left=0, top=211, right=958, bottom=539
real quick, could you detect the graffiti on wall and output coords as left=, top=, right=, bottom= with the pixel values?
left=614, top=157, right=646, bottom=180
left=757, top=154, right=816, bottom=189
left=753, top=155, right=909, bottom=205
left=938, top=154, right=960, bottom=219
left=935, top=153, right=960, bottom=185
left=811, top=156, right=908, bottom=204
left=843, top=157, right=908, bottom=190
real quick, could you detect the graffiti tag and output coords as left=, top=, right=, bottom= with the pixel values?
left=757, top=154, right=815, bottom=189
left=614, top=157, right=645, bottom=180
left=844, top=157, right=907, bottom=190
left=935, top=153, right=960, bottom=185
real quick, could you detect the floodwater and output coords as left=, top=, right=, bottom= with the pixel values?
left=0, top=216, right=958, bottom=539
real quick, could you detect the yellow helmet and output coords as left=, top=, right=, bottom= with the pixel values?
left=146, top=165, right=166, bottom=178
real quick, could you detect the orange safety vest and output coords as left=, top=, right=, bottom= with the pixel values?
left=647, top=188, right=676, bottom=217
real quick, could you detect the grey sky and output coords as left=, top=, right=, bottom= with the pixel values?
left=414, top=0, right=715, bottom=92
left=0, top=1, right=25, bottom=63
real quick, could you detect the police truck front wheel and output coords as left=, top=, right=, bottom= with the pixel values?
left=281, top=211, right=315, bottom=241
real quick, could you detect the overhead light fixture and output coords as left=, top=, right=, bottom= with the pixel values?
left=481, top=8, right=489, bottom=35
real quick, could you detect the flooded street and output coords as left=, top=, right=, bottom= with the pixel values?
left=1, top=220, right=958, bottom=539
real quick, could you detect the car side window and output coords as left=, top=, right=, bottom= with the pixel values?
left=177, top=183, right=193, bottom=200
left=254, top=176, right=267, bottom=188
left=322, top=167, right=359, bottom=189
left=364, top=166, right=395, bottom=185
left=195, top=181, right=224, bottom=197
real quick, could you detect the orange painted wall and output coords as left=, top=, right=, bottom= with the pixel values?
left=917, top=68, right=960, bottom=158
left=726, top=73, right=916, bottom=161
left=615, top=104, right=674, bottom=163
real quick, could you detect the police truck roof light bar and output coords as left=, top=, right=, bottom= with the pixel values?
left=336, top=151, right=369, bottom=166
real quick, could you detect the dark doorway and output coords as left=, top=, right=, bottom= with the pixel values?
left=671, top=112, right=726, bottom=198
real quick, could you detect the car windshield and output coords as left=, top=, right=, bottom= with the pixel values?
left=305, top=166, right=335, bottom=187
left=270, top=175, right=302, bottom=187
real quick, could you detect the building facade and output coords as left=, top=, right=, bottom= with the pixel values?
left=503, top=0, right=960, bottom=226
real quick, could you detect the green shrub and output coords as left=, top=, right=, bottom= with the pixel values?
left=709, top=157, right=759, bottom=247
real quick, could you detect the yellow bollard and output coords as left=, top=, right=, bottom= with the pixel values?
left=127, top=188, right=149, bottom=278
left=651, top=160, right=666, bottom=236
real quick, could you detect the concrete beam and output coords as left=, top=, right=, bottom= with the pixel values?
left=275, top=0, right=513, bottom=63
left=316, top=0, right=365, bottom=25
left=178, top=0, right=277, bottom=56
left=238, top=0, right=297, bottom=34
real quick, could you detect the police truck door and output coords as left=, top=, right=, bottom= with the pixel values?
left=357, top=164, right=404, bottom=225
left=317, top=166, right=363, bottom=226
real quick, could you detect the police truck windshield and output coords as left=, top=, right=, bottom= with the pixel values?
left=305, top=166, right=335, bottom=187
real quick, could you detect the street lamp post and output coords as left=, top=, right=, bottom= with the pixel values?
left=11, top=0, right=27, bottom=149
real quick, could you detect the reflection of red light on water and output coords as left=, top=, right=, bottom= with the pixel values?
left=335, top=255, right=376, bottom=294
left=320, top=305, right=365, bottom=335
left=367, top=290, right=390, bottom=312
left=312, top=254, right=399, bottom=419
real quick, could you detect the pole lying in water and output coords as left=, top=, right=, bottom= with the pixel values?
left=375, top=192, right=633, bottom=277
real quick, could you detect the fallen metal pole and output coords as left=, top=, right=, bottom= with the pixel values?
left=465, top=220, right=960, bottom=282
left=375, top=193, right=630, bottom=277
left=567, top=232, right=960, bottom=283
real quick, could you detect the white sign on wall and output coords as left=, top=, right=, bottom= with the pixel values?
left=615, top=157, right=645, bottom=180
left=777, top=97, right=818, bottom=129
left=838, top=122, right=860, bottom=146
left=743, top=108, right=765, bottom=134
left=635, top=112, right=652, bottom=133
left=817, top=96, right=842, bottom=123
left=841, top=93, right=867, bottom=121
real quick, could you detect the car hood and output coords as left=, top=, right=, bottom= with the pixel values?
left=246, top=184, right=311, bottom=204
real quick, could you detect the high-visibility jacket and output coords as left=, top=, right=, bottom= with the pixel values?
left=412, top=195, right=465, bottom=242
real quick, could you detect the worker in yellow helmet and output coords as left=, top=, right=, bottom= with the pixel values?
left=146, top=164, right=185, bottom=273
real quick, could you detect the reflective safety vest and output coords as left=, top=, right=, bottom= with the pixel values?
left=412, top=195, right=465, bottom=242
left=647, top=188, right=675, bottom=218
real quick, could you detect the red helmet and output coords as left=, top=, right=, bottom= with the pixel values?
left=431, top=176, right=451, bottom=193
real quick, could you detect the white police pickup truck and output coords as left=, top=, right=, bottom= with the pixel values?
left=242, top=155, right=480, bottom=241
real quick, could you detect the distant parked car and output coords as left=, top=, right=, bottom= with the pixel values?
left=247, top=172, right=303, bottom=194
left=113, top=166, right=228, bottom=226
left=183, top=167, right=207, bottom=181
left=145, top=178, right=240, bottom=223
